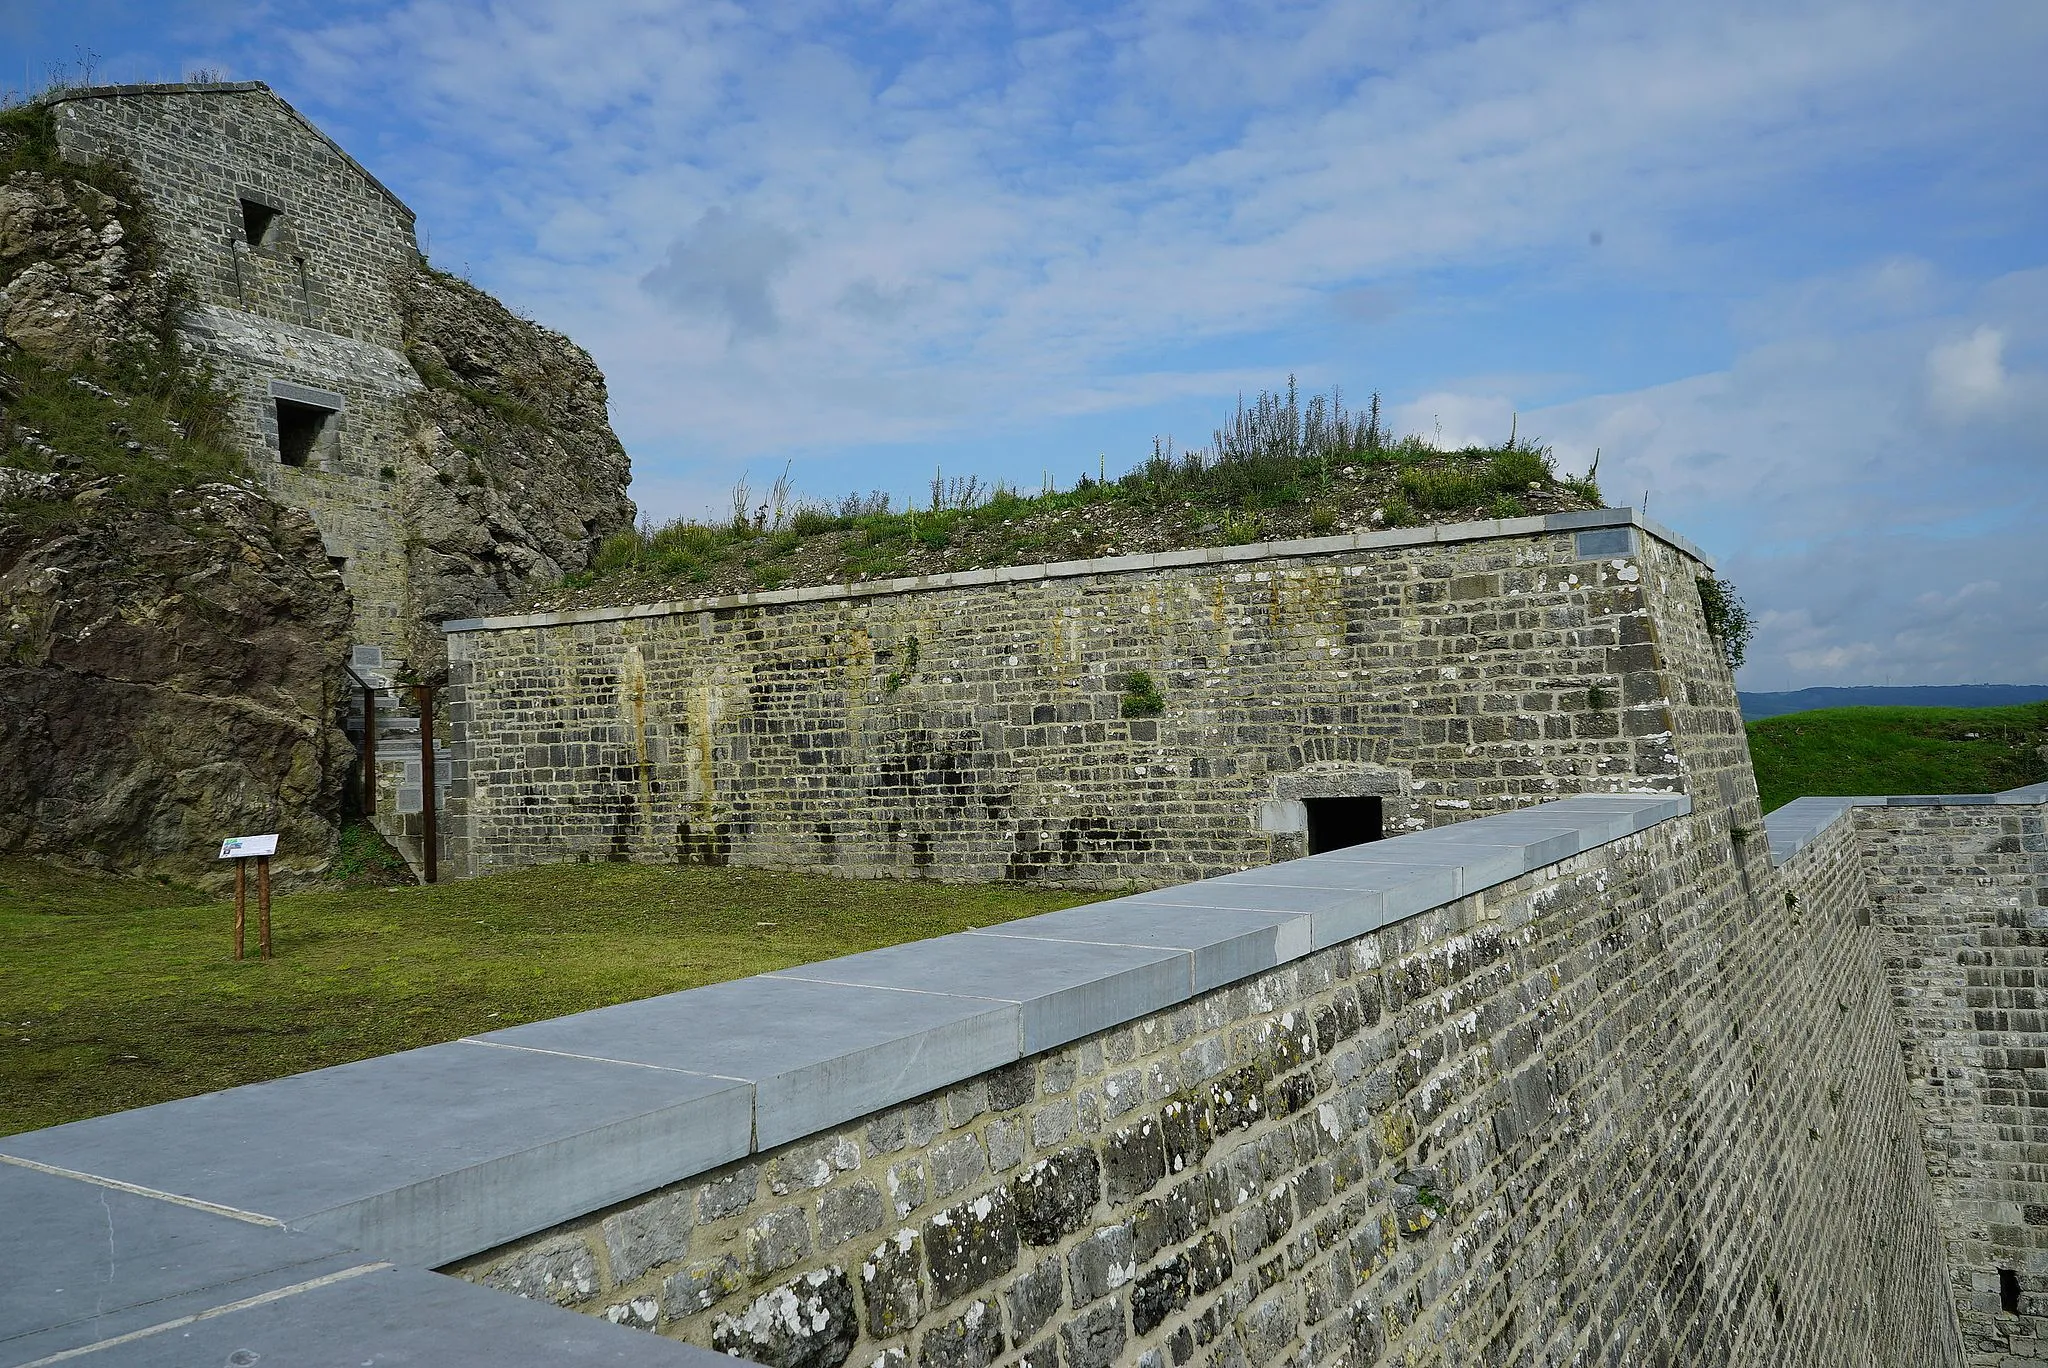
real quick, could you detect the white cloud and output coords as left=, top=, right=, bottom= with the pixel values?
left=1927, top=327, right=2008, bottom=416
left=222, top=0, right=2048, bottom=684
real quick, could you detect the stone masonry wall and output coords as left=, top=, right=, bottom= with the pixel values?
left=50, top=85, right=426, bottom=660
left=443, top=517, right=1715, bottom=885
left=452, top=809, right=1963, bottom=1367
left=1852, top=801, right=2048, bottom=1367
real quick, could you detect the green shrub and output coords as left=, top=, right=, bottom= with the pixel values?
left=1485, top=447, right=1552, bottom=492
left=1399, top=468, right=1484, bottom=510
left=1120, top=670, right=1166, bottom=718
left=790, top=505, right=840, bottom=536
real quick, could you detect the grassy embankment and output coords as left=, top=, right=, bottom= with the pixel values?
left=1746, top=701, right=2048, bottom=814
left=0, top=850, right=1100, bottom=1136
left=532, top=380, right=1602, bottom=611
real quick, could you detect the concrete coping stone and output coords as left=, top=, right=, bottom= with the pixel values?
left=0, top=791, right=1690, bottom=1363
left=1764, top=782, right=2048, bottom=866
left=440, top=507, right=1712, bottom=634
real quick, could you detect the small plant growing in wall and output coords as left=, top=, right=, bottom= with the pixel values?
left=1120, top=669, right=1166, bottom=718
left=1696, top=574, right=1754, bottom=672
left=1586, top=684, right=1612, bottom=711
left=884, top=634, right=920, bottom=692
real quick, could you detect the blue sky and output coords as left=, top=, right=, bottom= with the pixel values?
left=8, top=0, right=2045, bottom=690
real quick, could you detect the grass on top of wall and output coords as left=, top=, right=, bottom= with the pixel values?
left=533, top=379, right=1603, bottom=613
left=0, top=855, right=1102, bottom=1136
left=1745, top=702, right=2048, bottom=814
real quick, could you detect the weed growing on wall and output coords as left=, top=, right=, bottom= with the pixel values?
left=548, top=379, right=1607, bottom=609
left=1697, top=575, right=1755, bottom=672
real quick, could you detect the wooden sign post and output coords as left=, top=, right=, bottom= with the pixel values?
left=218, top=834, right=279, bottom=960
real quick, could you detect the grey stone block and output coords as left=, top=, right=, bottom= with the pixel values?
left=0, top=1161, right=361, bottom=1364
left=63, top=1262, right=733, bottom=1367
left=602, top=1187, right=692, bottom=1286
left=973, top=901, right=1311, bottom=995
left=482, top=975, right=1020, bottom=1150
left=712, top=1267, right=858, bottom=1368
left=770, top=932, right=1189, bottom=1055
left=0, top=1040, right=752, bottom=1268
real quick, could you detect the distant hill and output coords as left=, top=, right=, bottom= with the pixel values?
left=1739, top=684, right=2048, bottom=721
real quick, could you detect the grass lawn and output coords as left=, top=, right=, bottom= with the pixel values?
left=1746, top=701, right=2048, bottom=814
left=0, top=857, right=1101, bottom=1137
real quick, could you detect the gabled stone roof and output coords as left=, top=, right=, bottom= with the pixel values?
left=42, top=80, right=416, bottom=223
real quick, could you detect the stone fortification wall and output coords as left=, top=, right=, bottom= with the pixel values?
left=442, top=511, right=1727, bottom=885
left=1772, top=786, right=2048, bottom=1368
left=441, top=794, right=1957, bottom=1368
left=2, top=793, right=1963, bottom=1366
left=1861, top=797, right=2048, bottom=1366
left=49, top=83, right=426, bottom=658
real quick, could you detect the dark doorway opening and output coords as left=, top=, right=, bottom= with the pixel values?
left=2002, top=1268, right=2022, bottom=1315
left=276, top=398, right=333, bottom=467
left=1305, top=796, right=1383, bottom=854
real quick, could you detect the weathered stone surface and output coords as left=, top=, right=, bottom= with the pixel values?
left=770, top=1135, right=862, bottom=1196
left=886, top=1159, right=927, bottom=1218
left=712, top=1268, right=857, bottom=1368
left=664, top=1253, right=743, bottom=1314
left=1133, top=1255, right=1191, bottom=1335
left=1012, top=1147, right=1100, bottom=1246
left=1065, top=1223, right=1136, bottom=1306
left=698, top=1165, right=759, bottom=1222
left=1059, top=1299, right=1126, bottom=1368
left=915, top=1298, right=1004, bottom=1368
left=1003, top=1258, right=1065, bottom=1343
left=479, top=1234, right=600, bottom=1307
left=394, top=266, right=633, bottom=657
left=446, top=521, right=1693, bottom=883
left=603, top=1294, right=661, bottom=1331
left=924, top=1190, right=1019, bottom=1303
left=746, top=1206, right=814, bottom=1276
left=819, top=1179, right=887, bottom=1248
left=0, top=480, right=351, bottom=883
left=602, top=1189, right=690, bottom=1285
left=1103, top=1118, right=1166, bottom=1203
left=930, top=1134, right=987, bottom=1199
left=859, top=1229, right=926, bottom=1339
left=0, top=169, right=166, bottom=366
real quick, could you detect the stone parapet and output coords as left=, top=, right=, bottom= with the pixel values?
left=2, top=791, right=1965, bottom=1366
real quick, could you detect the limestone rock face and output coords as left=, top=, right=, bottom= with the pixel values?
left=0, top=479, right=353, bottom=883
left=0, top=170, right=166, bottom=366
left=397, top=266, right=633, bottom=665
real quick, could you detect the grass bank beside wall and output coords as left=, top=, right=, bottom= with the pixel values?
left=0, top=858, right=1099, bottom=1136
left=1746, top=701, right=2048, bottom=814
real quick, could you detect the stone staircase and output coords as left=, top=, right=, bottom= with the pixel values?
left=344, top=644, right=448, bottom=880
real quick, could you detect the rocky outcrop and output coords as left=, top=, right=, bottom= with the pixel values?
left=0, top=479, right=353, bottom=884
left=0, top=169, right=168, bottom=366
left=396, top=266, right=634, bottom=666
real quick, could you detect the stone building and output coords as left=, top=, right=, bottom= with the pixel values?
left=47, top=80, right=427, bottom=664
